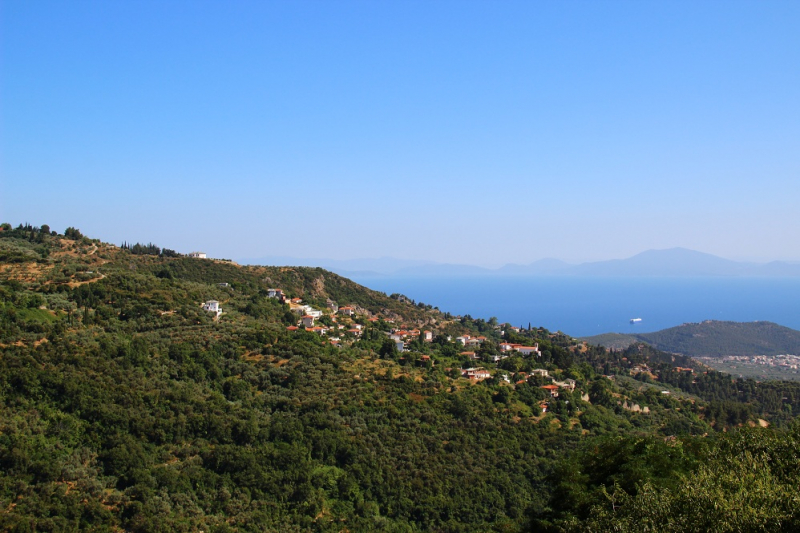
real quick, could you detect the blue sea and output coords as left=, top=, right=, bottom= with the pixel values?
left=349, top=276, right=800, bottom=337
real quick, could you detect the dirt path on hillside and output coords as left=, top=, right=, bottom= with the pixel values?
left=67, top=272, right=106, bottom=288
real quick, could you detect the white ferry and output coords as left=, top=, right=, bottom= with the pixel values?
left=630, top=318, right=642, bottom=324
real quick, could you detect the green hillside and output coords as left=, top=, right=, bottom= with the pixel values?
left=579, top=332, right=640, bottom=351
left=640, top=320, right=800, bottom=357
left=2, top=223, right=800, bottom=532
left=584, top=321, right=800, bottom=357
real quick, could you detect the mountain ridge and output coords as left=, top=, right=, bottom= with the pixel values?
left=241, top=248, right=800, bottom=278
left=583, top=320, right=800, bottom=357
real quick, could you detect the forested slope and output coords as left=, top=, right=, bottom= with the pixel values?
left=1, top=223, right=799, bottom=532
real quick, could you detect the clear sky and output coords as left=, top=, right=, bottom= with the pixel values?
left=2, top=0, right=799, bottom=266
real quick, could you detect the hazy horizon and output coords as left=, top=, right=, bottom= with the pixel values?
left=236, top=247, right=800, bottom=271
left=3, top=1, right=799, bottom=264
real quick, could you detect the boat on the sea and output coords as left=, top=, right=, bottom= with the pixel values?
left=630, top=318, right=642, bottom=324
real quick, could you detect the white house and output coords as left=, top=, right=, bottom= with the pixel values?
left=267, top=288, right=283, bottom=299
left=202, top=300, right=222, bottom=317
left=456, top=335, right=470, bottom=345
left=462, top=368, right=491, bottom=380
left=517, top=345, right=541, bottom=357
left=339, top=306, right=355, bottom=317
left=303, top=306, right=323, bottom=319
left=189, top=252, right=207, bottom=259
left=500, top=343, right=522, bottom=352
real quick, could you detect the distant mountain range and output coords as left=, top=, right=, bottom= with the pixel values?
left=240, top=248, right=800, bottom=278
left=582, top=320, right=800, bottom=357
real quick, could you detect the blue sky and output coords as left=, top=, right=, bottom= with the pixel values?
left=2, top=0, right=799, bottom=266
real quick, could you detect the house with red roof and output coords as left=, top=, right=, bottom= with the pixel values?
left=517, top=345, right=541, bottom=356
left=541, top=384, right=560, bottom=398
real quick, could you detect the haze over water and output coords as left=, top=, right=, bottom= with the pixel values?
left=351, top=276, right=800, bottom=338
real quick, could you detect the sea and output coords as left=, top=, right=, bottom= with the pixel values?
left=348, top=275, right=800, bottom=338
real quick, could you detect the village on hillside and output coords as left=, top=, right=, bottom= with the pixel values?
left=198, top=275, right=602, bottom=413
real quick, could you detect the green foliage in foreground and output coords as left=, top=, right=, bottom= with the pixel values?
left=533, top=426, right=800, bottom=532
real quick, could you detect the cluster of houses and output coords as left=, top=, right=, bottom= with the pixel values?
left=197, top=282, right=665, bottom=418
left=390, top=328, right=433, bottom=352
left=203, top=284, right=589, bottom=413
left=455, top=334, right=487, bottom=348
left=211, top=284, right=553, bottom=377
left=460, top=342, right=542, bottom=364
left=265, top=290, right=371, bottom=343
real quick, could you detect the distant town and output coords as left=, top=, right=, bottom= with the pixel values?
left=697, top=354, right=800, bottom=381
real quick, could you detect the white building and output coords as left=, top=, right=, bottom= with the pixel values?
left=188, top=252, right=207, bottom=259
left=303, top=306, right=323, bottom=319
left=202, top=300, right=222, bottom=317
left=517, top=345, right=541, bottom=357
left=462, top=368, right=491, bottom=380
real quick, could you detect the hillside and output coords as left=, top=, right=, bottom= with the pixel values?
left=578, top=332, right=641, bottom=351
left=584, top=321, right=800, bottom=357
left=2, top=223, right=800, bottom=532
